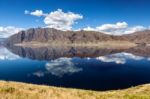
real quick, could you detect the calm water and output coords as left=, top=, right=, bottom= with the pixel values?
left=1, top=45, right=150, bottom=91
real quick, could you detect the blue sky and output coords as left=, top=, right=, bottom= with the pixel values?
left=0, top=0, right=150, bottom=38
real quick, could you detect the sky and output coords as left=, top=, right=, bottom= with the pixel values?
left=0, top=0, right=150, bottom=38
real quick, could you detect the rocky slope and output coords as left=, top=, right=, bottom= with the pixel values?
left=5, top=28, right=150, bottom=45
left=5, top=28, right=124, bottom=45
left=123, top=30, right=150, bottom=44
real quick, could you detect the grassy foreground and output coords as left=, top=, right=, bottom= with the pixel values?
left=0, top=81, right=150, bottom=99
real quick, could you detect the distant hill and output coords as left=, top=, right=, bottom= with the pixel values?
left=5, top=28, right=122, bottom=45
left=5, top=28, right=150, bottom=46
left=123, top=30, right=150, bottom=43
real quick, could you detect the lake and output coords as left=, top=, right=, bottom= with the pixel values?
left=0, top=45, right=150, bottom=91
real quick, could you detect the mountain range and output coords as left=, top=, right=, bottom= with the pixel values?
left=5, top=28, right=150, bottom=46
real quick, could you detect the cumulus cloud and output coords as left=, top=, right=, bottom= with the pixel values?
left=26, top=9, right=83, bottom=30
left=0, top=26, right=24, bottom=38
left=44, top=9, right=83, bottom=30
left=83, top=22, right=128, bottom=34
left=30, top=10, right=43, bottom=17
left=83, top=22, right=148, bottom=35
left=83, top=26, right=95, bottom=31
left=124, top=26, right=146, bottom=34
left=25, top=10, right=46, bottom=17
left=31, top=10, right=45, bottom=17
left=96, top=22, right=128, bottom=31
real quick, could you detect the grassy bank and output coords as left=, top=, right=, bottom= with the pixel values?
left=0, top=81, right=150, bottom=99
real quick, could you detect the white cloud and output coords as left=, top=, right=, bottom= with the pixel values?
left=83, top=26, right=95, bottom=31
left=83, top=22, right=128, bottom=35
left=44, top=9, right=83, bottom=30
left=96, top=22, right=128, bottom=31
left=0, top=26, right=24, bottom=38
left=83, top=22, right=148, bottom=35
left=124, top=26, right=146, bottom=34
left=26, top=9, right=83, bottom=30
left=25, top=10, right=45, bottom=17
left=30, top=10, right=44, bottom=17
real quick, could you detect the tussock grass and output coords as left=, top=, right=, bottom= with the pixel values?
left=0, top=81, right=150, bottom=99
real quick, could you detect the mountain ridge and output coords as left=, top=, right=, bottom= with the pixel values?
left=5, top=28, right=150, bottom=46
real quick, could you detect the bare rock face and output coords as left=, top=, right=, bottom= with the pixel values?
left=6, top=28, right=52, bottom=45
left=5, top=28, right=150, bottom=45
left=5, top=28, right=124, bottom=45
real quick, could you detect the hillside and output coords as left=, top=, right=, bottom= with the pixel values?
left=123, top=30, right=150, bottom=43
left=0, top=81, right=150, bottom=99
left=5, top=28, right=125, bottom=45
left=5, top=28, right=150, bottom=48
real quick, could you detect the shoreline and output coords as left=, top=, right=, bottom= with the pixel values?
left=14, top=41, right=137, bottom=49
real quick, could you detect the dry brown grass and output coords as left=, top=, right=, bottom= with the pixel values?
left=15, top=40, right=136, bottom=49
left=0, top=81, right=150, bottom=99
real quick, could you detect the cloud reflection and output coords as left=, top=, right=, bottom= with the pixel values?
left=45, top=58, right=82, bottom=77
left=29, top=52, right=150, bottom=78
left=95, top=52, right=144, bottom=64
left=33, top=71, right=45, bottom=77
left=0, top=46, right=20, bottom=60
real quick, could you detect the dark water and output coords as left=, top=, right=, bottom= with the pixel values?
left=1, top=45, right=150, bottom=91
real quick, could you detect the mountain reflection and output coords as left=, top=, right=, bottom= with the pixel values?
left=5, top=45, right=150, bottom=61
left=0, top=46, right=20, bottom=60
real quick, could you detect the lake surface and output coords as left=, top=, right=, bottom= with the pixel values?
left=1, top=45, right=150, bottom=91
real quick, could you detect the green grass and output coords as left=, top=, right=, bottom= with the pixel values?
left=0, top=81, right=150, bottom=99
